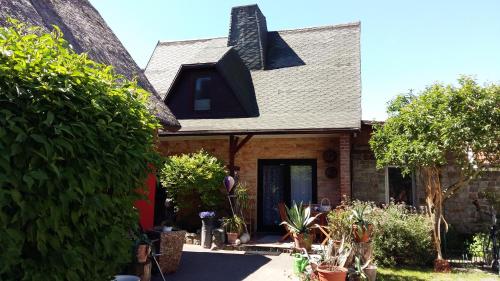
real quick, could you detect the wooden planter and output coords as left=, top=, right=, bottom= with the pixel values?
left=158, top=231, right=186, bottom=274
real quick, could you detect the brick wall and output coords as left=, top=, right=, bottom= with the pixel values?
left=159, top=135, right=343, bottom=229
left=339, top=133, right=352, bottom=199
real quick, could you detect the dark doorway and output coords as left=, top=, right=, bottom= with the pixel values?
left=387, top=167, right=414, bottom=205
left=257, top=159, right=317, bottom=232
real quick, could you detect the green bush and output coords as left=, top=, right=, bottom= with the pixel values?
left=371, top=202, right=433, bottom=266
left=327, top=200, right=433, bottom=267
left=0, top=21, right=160, bottom=281
left=159, top=150, right=226, bottom=230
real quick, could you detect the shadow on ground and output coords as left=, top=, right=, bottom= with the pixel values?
left=152, top=251, right=272, bottom=281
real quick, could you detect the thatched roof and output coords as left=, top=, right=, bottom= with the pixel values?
left=0, top=0, right=180, bottom=130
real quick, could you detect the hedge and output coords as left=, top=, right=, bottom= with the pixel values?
left=0, top=20, right=160, bottom=281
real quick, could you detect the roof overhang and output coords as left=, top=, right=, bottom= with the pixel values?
left=158, top=127, right=360, bottom=137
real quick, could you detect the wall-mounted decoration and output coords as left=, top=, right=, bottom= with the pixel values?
left=323, top=149, right=337, bottom=163
left=325, top=166, right=338, bottom=179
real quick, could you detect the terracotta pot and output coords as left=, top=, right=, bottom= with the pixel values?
left=136, top=244, right=150, bottom=263
left=316, top=264, right=348, bottom=281
left=227, top=232, right=239, bottom=244
left=293, top=233, right=312, bottom=251
left=352, top=224, right=373, bottom=242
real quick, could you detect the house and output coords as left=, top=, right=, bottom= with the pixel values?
left=146, top=4, right=499, bottom=234
left=145, top=4, right=361, bottom=232
left=0, top=0, right=180, bottom=230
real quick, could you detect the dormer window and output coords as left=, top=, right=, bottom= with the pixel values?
left=194, top=76, right=211, bottom=111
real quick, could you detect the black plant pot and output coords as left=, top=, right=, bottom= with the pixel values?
left=201, top=218, right=214, bottom=248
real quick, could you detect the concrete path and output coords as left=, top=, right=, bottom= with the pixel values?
left=154, top=244, right=294, bottom=281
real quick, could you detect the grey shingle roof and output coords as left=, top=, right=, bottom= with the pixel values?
left=145, top=22, right=361, bottom=134
left=0, top=0, right=180, bottom=130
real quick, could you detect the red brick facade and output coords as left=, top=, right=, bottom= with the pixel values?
left=159, top=134, right=350, bottom=230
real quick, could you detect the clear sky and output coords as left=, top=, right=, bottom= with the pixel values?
left=89, top=0, right=499, bottom=121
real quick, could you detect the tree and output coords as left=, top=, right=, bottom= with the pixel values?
left=159, top=150, right=226, bottom=231
left=0, top=20, right=160, bottom=280
left=370, top=77, right=500, bottom=266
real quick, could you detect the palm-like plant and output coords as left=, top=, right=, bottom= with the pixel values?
left=350, top=204, right=373, bottom=241
left=280, top=202, right=319, bottom=234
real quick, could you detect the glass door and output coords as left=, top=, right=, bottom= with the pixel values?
left=257, top=159, right=317, bottom=232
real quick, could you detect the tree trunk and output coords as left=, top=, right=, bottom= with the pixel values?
left=421, top=166, right=444, bottom=260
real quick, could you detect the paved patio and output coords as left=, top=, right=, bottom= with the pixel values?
left=153, top=244, right=294, bottom=281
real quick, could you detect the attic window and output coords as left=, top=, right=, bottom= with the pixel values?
left=194, top=76, right=211, bottom=111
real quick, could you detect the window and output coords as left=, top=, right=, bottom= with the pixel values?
left=194, top=77, right=211, bottom=111
left=385, top=167, right=415, bottom=205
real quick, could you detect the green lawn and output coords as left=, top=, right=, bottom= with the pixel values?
left=378, top=267, right=499, bottom=281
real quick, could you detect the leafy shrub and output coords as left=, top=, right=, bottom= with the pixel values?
left=327, top=200, right=433, bottom=267
left=0, top=21, right=160, bottom=281
left=371, top=202, right=433, bottom=266
left=159, top=150, right=226, bottom=231
left=467, top=232, right=489, bottom=258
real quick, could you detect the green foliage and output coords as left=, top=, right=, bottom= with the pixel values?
left=0, top=20, right=160, bottom=281
left=350, top=204, right=372, bottom=237
left=159, top=150, right=226, bottom=210
left=328, top=201, right=433, bottom=267
left=222, top=215, right=245, bottom=234
left=371, top=202, right=433, bottom=267
left=370, top=77, right=500, bottom=178
left=327, top=209, right=352, bottom=242
left=467, top=232, right=489, bottom=258
left=280, top=202, right=318, bottom=234
left=234, top=182, right=250, bottom=213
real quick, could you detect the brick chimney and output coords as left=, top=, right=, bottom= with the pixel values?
left=227, top=4, right=267, bottom=70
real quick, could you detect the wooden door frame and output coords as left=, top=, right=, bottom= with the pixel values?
left=257, top=159, right=318, bottom=232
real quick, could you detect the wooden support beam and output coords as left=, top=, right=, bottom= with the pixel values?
left=235, top=134, right=253, bottom=153
left=228, top=134, right=253, bottom=177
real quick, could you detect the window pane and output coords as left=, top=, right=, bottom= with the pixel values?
left=194, top=77, right=211, bottom=111
left=290, top=165, right=312, bottom=204
left=388, top=167, right=413, bottom=205
left=262, top=165, right=285, bottom=227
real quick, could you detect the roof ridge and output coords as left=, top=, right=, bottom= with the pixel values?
left=158, top=21, right=360, bottom=46
left=159, top=36, right=227, bottom=45
left=272, top=21, right=361, bottom=34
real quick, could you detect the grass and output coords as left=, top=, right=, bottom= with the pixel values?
left=378, top=267, right=499, bottom=281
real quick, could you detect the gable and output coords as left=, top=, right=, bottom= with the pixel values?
left=166, top=67, right=248, bottom=119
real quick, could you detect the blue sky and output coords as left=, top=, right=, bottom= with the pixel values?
left=89, top=0, right=500, bottom=121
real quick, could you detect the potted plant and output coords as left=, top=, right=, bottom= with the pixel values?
left=316, top=237, right=352, bottom=281
left=350, top=205, right=373, bottom=243
left=199, top=211, right=216, bottom=248
left=280, top=202, right=319, bottom=251
left=223, top=215, right=244, bottom=244
left=134, top=233, right=151, bottom=264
